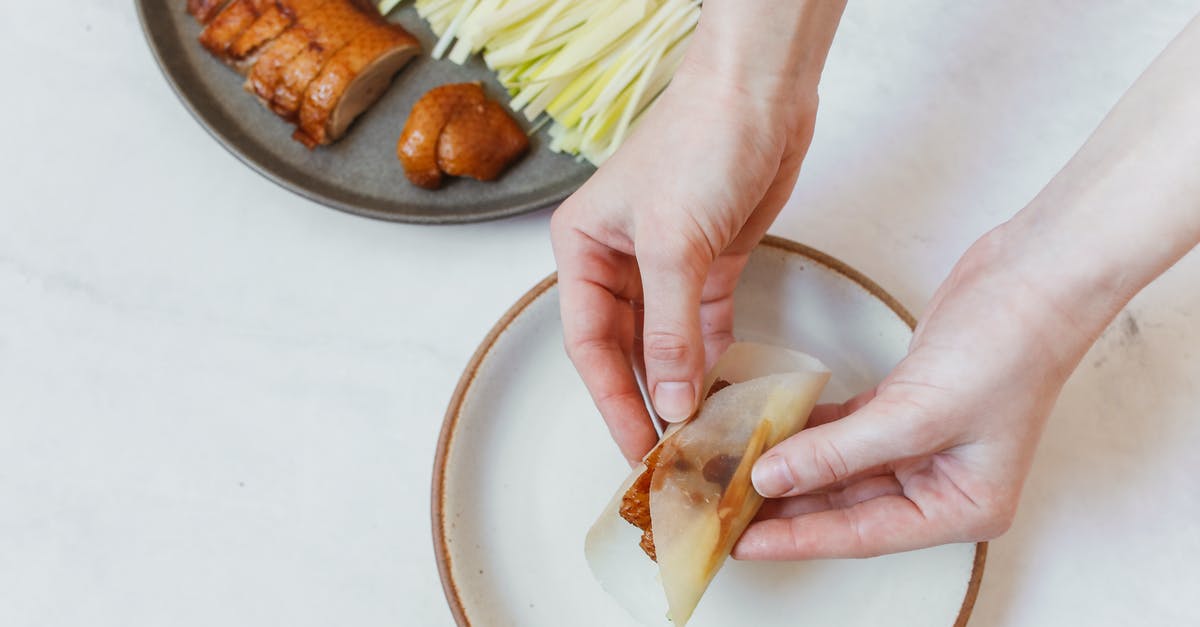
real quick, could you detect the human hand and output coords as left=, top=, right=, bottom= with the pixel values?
left=734, top=228, right=1104, bottom=559
left=733, top=10, right=1200, bottom=558
left=550, top=68, right=819, bottom=464
left=550, top=0, right=849, bottom=464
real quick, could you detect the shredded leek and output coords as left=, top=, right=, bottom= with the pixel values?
left=381, top=0, right=698, bottom=165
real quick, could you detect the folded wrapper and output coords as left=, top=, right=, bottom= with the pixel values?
left=585, top=342, right=831, bottom=626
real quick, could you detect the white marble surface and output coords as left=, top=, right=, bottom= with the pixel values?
left=1, top=1, right=1197, bottom=626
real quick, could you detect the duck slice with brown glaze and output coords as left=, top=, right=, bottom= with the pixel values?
left=198, top=0, right=266, bottom=56
left=269, top=1, right=383, bottom=117
left=188, top=0, right=233, bottom=24
left=396, top=83, right=529, bottom=189
left=188, top=0, right=420, bottom=148
left=294, top=24, right=420, bottom=147
left=226, top=0, right=315, bottom=67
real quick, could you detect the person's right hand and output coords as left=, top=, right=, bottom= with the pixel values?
left=550, top=73, right=816, bottom=465
left=550, top=2, right=846, bottom=465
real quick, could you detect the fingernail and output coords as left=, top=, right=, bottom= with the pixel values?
left=653, top=381, right=695, bottom=422
left=752, top=455, right=794, bottom=497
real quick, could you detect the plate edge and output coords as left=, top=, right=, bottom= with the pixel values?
left=431, top=236, right=988, bottom=626
left=432, top=273, right=558, bottom=627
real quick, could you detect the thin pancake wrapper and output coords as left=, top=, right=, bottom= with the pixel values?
left=585, top=343, right=831, bottom=626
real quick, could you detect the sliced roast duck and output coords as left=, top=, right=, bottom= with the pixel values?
left=188, top=0, right=234, bottom=24
left=189, top=0, right=419, bottom=148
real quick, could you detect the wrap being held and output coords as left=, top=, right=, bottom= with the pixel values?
left=586, top=343, right=831, bottom=626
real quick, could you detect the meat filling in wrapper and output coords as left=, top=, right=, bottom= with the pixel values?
left=586, top=343, right=831, bottom=626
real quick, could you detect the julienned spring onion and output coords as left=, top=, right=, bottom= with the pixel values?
left=379, top=0, right=699, bottom=165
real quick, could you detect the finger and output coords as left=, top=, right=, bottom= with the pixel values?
left=754, top=493, right=833, bottom=522
left=794, top=396, right=895, bottom=490
left=751, top=462, right=896, bottom=521
left=793, top=393, right=894, bottom=486
left=733, top=494, right=945, bottom=560
left=726, top=145, right=809, bottom=256
left=697, top=253, right=748, bottom=370
left=805, top=388, right=879, bottom=429
left=629, top=310, right=667, bottom=437
left=692, top=149, right=804, bottom=372
left=564, top=292, right=656, bottom=463
left=820, top=464, right=895, bottom=493
left=803, top=403, right=848, bottom=429
left=555, top=236, right=657, bottom=463
left=752, top=396, right=939, bottom=498
left=754, top=474, right=904, bottom=521
left=637, top=235, right=711, bottom=422
left=699, top=293, right=735, bottom=372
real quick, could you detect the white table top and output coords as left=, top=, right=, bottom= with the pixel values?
left=2, top=1, right=1197, bottom=625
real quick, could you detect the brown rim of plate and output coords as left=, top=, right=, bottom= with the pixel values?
left=432, top=235, right=988, bottom=626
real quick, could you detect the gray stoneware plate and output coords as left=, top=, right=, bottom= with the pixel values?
left=136, top=1, right=594, bottom=224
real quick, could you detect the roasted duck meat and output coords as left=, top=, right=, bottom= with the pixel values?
left=296, top=25, right=421, bottom=147
left=188, top=0, right=419, bottom=148
left=188, top=0, right=233, bottom=24
left=397, top=83, right=529, bottom=189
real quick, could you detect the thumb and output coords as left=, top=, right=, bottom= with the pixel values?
left=638, top=242, right=709, bottom=423
left=752, top=397, right=935, bottom=498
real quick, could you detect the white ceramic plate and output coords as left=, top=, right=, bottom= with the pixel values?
left=434, top=237, right=985, bottom=627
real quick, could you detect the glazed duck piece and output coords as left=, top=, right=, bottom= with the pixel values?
left=270, top=1, right=380, bottom=117
left=437, top=97, right=530, bottom=182
left=397, top=83, right=530, bottom=189
left=198, top=0, right=266, bottom=56
left=188, top=0, right=419, bottom=147
left=296, top=25, right=421, bottom=147
left=200, top=0, right=329, bottom=76
left=397, top=83, right=485, bottom=189
left=245, top=3, right=337, bottom=104
left=188, top=0, right=233, bottom=23
left=227, top=0, right=326, bottom=67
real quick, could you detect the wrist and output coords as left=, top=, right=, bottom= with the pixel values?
left=677, top=0, right=845, bottom=109
left=914, top=226, right=1092, bottom=386
left=963, top=212, right=1140, bottom=364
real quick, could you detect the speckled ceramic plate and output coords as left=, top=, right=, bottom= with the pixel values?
left=136, top=1, right=593, bottom=224
left=435, top=236, right=986, bottom=627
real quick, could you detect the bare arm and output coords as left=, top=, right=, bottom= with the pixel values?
left=1010, top=12, right=1200, bottom=340
left=740, top=13, right=1200, bottom=559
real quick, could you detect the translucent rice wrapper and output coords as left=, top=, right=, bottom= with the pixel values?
left=585, top=342, right=831, bottom=626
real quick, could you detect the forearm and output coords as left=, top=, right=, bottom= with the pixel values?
left=678, top=0, right=847, bottom=106
left=997, top=14, right=1200, bottom=340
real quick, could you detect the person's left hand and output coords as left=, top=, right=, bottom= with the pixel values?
left=733, top=227, right=1111, bottom=559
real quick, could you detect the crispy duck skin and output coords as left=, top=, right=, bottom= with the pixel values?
left=396, top=83, right=529, bottom=188
left=244, top=12, right=322, bottom=103
left=189, top=0, right=420, bottom=148
left=397, top=84, right=484, bottom=189
left=227, top=1, right=296, bottom=63
left=295, top=24, right=420, bottom=147
left=437, top=99, right=529, bottom=181
left=620, top=447, right=661, bottom=562
left=198, top=0, right=264, bottom=56
left=189, top=0, right=233, bottom=23
left=271, top=1, right=380, bottom=118
left=228, top=9, right=288, bottom=64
